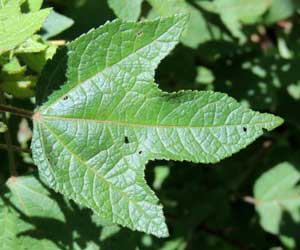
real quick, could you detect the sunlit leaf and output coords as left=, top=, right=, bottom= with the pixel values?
left=0, top=0, right=50, bottom=54
left=32, top=15, right=283, bottom=237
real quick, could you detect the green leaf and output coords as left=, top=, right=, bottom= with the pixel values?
left=0, top=202, right=19, bottom=250
left=0, top=0, right=19, bottom=16
left=23, top=0, right=43, bottom=11
left=287, top=82, right=300, bottom=100
left=264, top=0, right=296, bottom=24
left=153, top=165, right=170, bottom=190
left=1, top=57, right=26, bottom=75
left=41, top=10, right=74, bottom=39
left=214, top=0, right=271, bottom=24
left=0, top=122, right=7, bottom=133
left=32, top=15, right=283, bottom=237
left=20, top=43, right=57, bottom=73
left=2, top=74, right=36, bottom=98
left=196, top=66, right=215, bottom=90
left=108, top=0, right=143, bottom=21
left=147, top=0, right=229, bottom=48
left=0, top=177, right=63, bottom=250
left=0, top=55, right=38, bottom=98
left=15, top=35, right=47, bottom=54
left=0, top=0, right=50, bottom=55
left=0, top=175, right=141, bottom=250
left=254, top=162, right=300, bottom=247
left=6, top=176, right=65, bottom=221
left=213, top=0, right=271, bottom=42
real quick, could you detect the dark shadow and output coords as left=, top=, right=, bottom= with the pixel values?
left=209, top=50, right=300, bottom=141
left=156, top=44, right=198, bottom=91
left=188, top=0, right=236, bottom=42
left=279, top=208, right=300, bottom=249
left=36, top=46, right=68, bottom=106
left=47, top=0, right=115, bottom=40
left=1, top=175, right=142, bottom=250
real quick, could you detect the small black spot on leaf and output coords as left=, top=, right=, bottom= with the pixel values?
left=63, top=95, right=69, bottom=100
left=124, top=136, right=129, bottom=144
left=138, top=151, right=142, bottom=154
left=243, top=127, right=247, bottom=132
left=137, top=31, right=143, bottom=37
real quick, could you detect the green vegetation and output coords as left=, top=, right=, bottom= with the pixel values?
left=0, top=1, right=299, bottom=249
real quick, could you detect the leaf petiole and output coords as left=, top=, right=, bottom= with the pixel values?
left=0, top=104, right=34, bottom=119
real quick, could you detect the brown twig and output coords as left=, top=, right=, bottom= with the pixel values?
left=243, top=196, right=259, bottom=205
left=0, top=104, right=34, bottom=119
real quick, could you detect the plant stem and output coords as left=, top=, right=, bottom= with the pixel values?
left=0, top=104, right=34, bottom=119
left=243, top=196, right=259, bottom=205
left=50, top=39, right=67, bottom=46
left=0, top=94, right=17, bottom=176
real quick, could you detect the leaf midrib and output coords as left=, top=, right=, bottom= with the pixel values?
left=257, top=195, right=300, bottom=206
left=39, top=114, right=277, bottom=129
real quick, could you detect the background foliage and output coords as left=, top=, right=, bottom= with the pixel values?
left=1, top=0, right=300, bottom=249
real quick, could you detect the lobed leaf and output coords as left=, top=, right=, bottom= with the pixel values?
left=32, top=15, right=283, bottom=237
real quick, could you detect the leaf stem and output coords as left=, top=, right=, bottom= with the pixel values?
left=50, top=40, right=67, bottom=46
left=243, top=196, right=259, bottom=205
left=0, top=104, right=34, bottom=119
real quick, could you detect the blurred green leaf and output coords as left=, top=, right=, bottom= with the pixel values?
left=264, top=0, right=296, bottom=24
left=147, top=0, right=231, bottom=48
left=1, top=57, right=25, bottom=75
left=287, top=82, right=300, bottom=100
left=108, top=0, right=143, bottom=21
left=254, top=162, right=300, bottom=248
left=15, top=35, right=47, bottom=54
left=153, top=166, right=170, bottom=190
left=0, top=175, right=142, bottom=250
left=213, top=0, right=271, bottom=42
left=0, top=122, right=7, bottom=133
left=0, top=0, right=50, bottom=54
left=19, top=43, right=57, bottom=73
left=196, top=66, right=215, bottom=90
left=41, top=10, right=74, bottom=40
left=2, top=74, right=36, bottom=98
